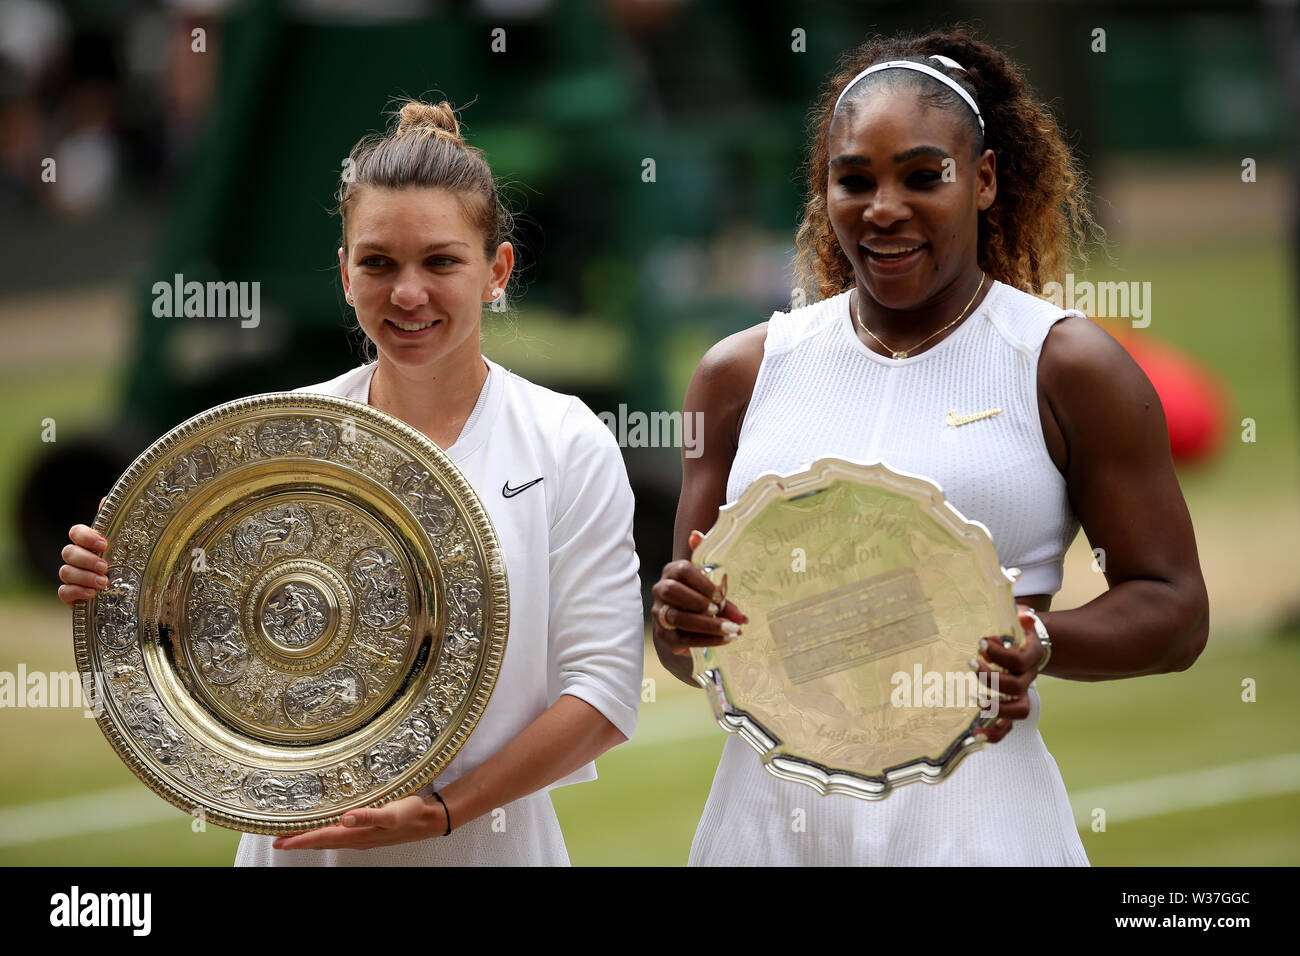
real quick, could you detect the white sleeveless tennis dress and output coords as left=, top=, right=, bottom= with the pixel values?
left=687, top=279, right=1091, bottom=866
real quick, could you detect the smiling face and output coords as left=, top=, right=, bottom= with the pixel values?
left=826, top=86, right=995, bottom=312
left=339, top=187, right=512, bottom=374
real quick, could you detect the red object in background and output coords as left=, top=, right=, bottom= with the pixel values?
left=1107, top=327, right=1229, bottom=464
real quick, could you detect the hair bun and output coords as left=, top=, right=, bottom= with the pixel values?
left=395, top=100, right=464, bottom=146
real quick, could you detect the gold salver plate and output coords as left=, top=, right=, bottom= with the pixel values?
left=691, top=457, right=1023, bottom=800
left=72, top=393, right=508, bottom=833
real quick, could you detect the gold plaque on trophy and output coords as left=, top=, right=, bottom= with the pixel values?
left=72, top=393, right=508, bottom=833
left=691, top=458, right=1023, bottom=800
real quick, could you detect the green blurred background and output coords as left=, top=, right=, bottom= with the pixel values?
left=1, top=0, right=1296, bottom=865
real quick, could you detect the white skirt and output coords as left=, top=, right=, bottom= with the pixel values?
left=688, top=684, right=1090, bottom=866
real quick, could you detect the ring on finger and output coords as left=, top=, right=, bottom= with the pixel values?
left=657, top=604, right=677, bottom=631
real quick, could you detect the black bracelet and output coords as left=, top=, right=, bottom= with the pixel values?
left=431, top=791, right=451, bottom=836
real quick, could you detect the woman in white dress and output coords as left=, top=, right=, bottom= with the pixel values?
left=651, top=29, right=1209, bottom=865
left=58, top=100, right=645, bottom=866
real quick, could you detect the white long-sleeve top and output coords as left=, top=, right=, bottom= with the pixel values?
left=234, top=356, right=644, bottom=866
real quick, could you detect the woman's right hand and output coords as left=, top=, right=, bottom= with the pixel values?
left=651, top=530, right=748, bottom=657
left=57, top=496, right=110, bottom=607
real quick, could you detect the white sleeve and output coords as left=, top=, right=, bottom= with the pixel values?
left=546, top=398, right=644, bottom=741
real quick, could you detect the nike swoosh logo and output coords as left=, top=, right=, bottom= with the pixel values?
left=945, top=408, right=1003, bottom=427
left=502, top=477, right=544, bottom=498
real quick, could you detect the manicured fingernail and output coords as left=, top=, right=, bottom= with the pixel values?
left=1000, top=635, right=1014, bottom=648
left=967, top=657, right=979, bottom=671
left=706, top=602, right=719, bottom=616
left=973, top=731, right=988, bottom=743
left=97, top=576, right=109, bottom=587
left=343, top=815, right=358, bottom=827
left=712, top=590, right=723, bottom=605
left=94, top=538, right=107, bottom=550
left=721, top=622, right=741, bottom=638
left=95, top=560, right=108, bottom=573
left=978, top=638, right=989, bottom=653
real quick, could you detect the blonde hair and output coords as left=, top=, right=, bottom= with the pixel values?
left=335, top=99, right=517, bottom=359
left=336, top=99, right=514, bottom=260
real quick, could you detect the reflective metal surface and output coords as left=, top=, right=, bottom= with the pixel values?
left=73, top=393, right=508, bottom=833
left=691, top=458, right=1022, bottom=800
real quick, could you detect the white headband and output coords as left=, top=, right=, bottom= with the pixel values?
left=833, top=56, right=985, bottom=135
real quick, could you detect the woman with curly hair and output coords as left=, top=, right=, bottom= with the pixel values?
left=651, top=28, right=1209, bottom=865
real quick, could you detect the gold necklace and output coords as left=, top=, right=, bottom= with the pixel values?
left=854, top=272, right=986, bottom=359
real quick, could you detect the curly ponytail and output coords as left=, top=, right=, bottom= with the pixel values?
left=794, top=27, right=1102, bottom=301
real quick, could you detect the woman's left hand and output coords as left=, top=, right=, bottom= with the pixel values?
left=270, top=794, right=446, bottom=851
left=971, top=604, right=1045, bottom=745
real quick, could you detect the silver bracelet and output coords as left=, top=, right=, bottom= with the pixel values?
left=1022, top=607, right=1052, bottom=671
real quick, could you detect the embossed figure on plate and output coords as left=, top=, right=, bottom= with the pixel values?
left=190, top=602, right=250, bottom=684
left=122, top=694, right=190, bottom=765
left=445, top=580, right=483, bottom=658
left=284, top=666, right=363, bottom=728
left=256, top=417, right=339, bottom=457
left=95, top=567, right=141, bottom=651
left=141, top=447, right=217, bottom=525
left=393, top=462, right=458, bottom=535
left=231, top=504, right=314, bottom=566
left=349, top=547, right=409, bottom=629
left=242, top=769, right=325, bottom=811
left=367, top=716, right=433, bottom=781
left=262, top=581, right=329, bottom=647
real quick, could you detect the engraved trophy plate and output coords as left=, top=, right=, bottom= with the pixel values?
left=72, top=393, right=508, bottom=833
left=690, top=457, right=1024, bottom=800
